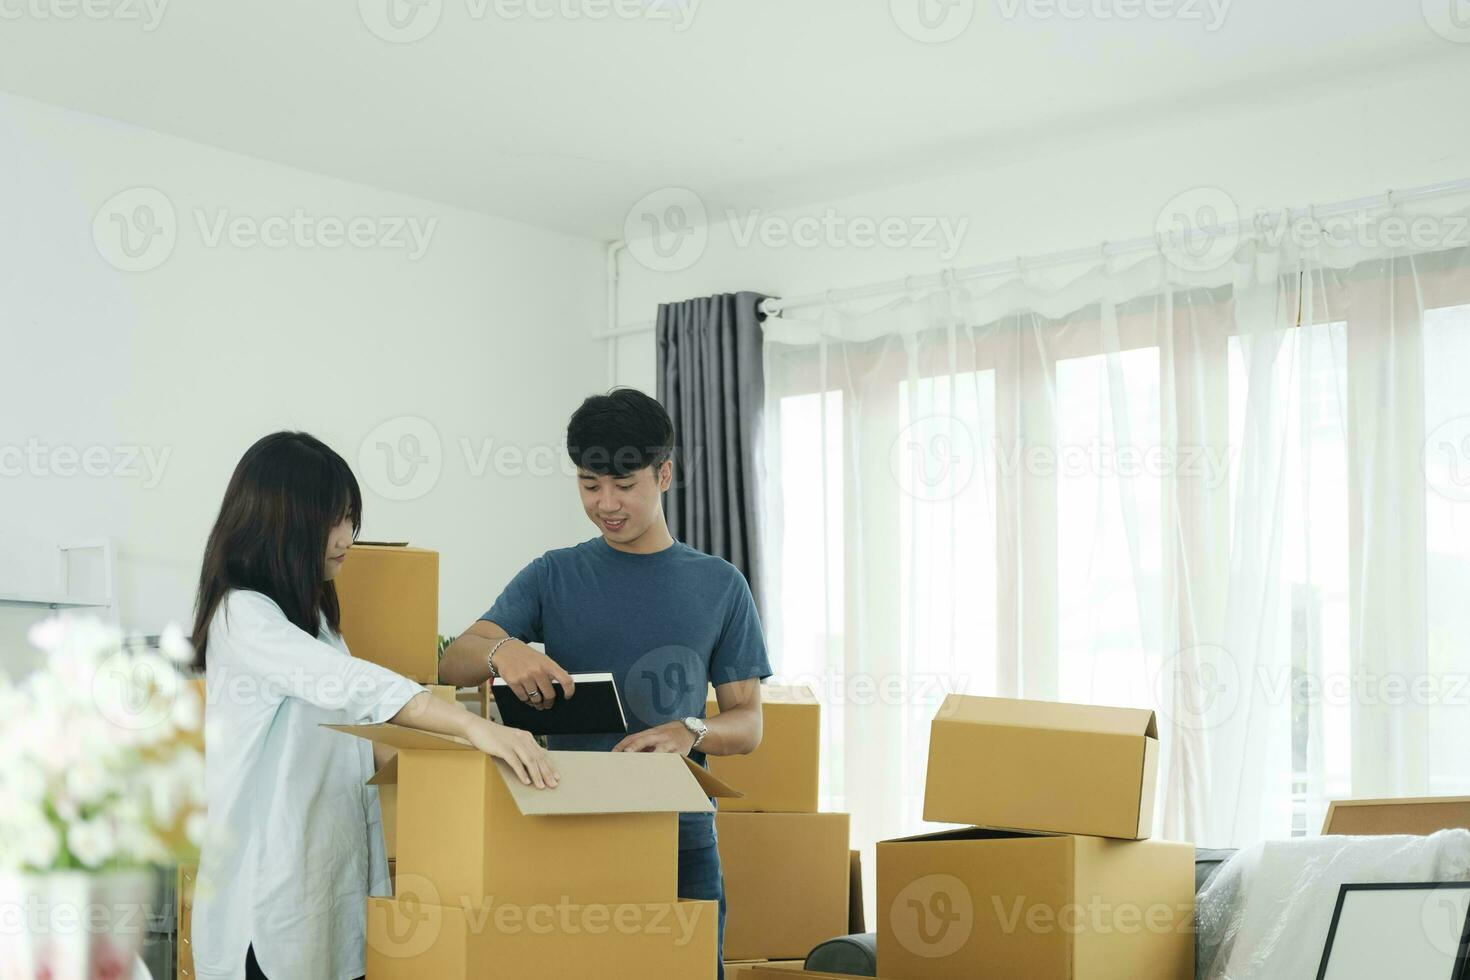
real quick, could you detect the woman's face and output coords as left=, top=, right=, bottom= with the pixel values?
left=324, top=516, right=354, bottom=581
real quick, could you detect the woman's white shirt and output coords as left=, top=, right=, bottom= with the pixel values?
left=192, top=589, right=424, bottom=980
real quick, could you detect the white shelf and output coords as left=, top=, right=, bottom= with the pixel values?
left=0, top=592, right=111, bottom=609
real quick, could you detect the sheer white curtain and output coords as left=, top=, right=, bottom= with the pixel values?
left=759, top=207, right=1470, bottom=856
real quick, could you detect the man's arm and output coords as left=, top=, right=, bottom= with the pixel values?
left=439, top=620, right=576, bottom=708
left=612, top=678, right=763, bottom=756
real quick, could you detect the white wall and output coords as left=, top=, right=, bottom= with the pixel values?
left=608, top=56, right=1470, bottom=385
left=0, top=92, right=608, bottom=672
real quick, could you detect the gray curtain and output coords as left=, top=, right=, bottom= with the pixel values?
left=656, top=291, right=768, bottom=618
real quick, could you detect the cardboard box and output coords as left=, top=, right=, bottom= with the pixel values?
left=724, top=960, right=804, bottom=978
left=1322, top=796, right=1470, bottom=836
left=877, top=828, right=1194, bottom=980
left=849, top=849, right=866, bottom=934
left=335, top=543, right=439, bottom=682
left=333, top=723, right=738, bottom=907
left=366, top=896, right=718, bottom=979
left=924, top=694, right=1159, bottom=840
left=706, top=684, right=820, bottom=813
left=748, top=970, right=896, bottom=980
left=375, top=685, right=458, bottom=860
left=717, top=811, right=851, bottom=960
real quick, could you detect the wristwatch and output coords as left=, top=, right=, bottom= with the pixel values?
left=680, top=716, right=709, bottom=753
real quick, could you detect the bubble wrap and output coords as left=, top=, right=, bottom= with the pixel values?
left=1196, top=829, right=1470, bottom=979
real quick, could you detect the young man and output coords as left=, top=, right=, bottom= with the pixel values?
left=439, top=387, right=770, bottom=978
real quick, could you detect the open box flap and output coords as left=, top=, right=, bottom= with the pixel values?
left=934, top=693, right=1158, bottom=738
left=367, top=753, right=398, bottom=787
left=497, top=751, right=725, bottom=816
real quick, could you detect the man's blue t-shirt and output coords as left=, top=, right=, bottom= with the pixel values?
left=481, top=537, right=772, bottom=850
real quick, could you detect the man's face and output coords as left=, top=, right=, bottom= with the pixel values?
left=578, top=460, right=672, bottom=546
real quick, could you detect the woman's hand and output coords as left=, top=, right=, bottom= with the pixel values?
left=466, top=717, right=559, bottom=790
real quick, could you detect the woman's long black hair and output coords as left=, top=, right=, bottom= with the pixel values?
left=191, top=432, right=362, bottom=668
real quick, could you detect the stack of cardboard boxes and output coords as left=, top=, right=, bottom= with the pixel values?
left=708, top=685, right=857, bottom=975
left=877, top=694, right=1196, bottom=980
left=341, top=724, right=739, bottom=977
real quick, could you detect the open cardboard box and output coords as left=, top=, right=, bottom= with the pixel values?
left=334, top=542, right=440, bottom=682
left=367, top=894, right=719, bottom=979
left=1322, top=796, right=1470, bottom=835
left=877, top=827, right=1194, bottom=980
left=331, top=723, right=740, bottom=908
left=375, top=685, right=457, bottom=860
left=716, top=811, right=851, bottom=961
left=724, top=960, right=805, bottom=978
left=706, top=684, right=820, bottom=813
left=924, top=693, right=1159, bottom=840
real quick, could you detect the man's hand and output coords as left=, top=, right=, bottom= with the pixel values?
left=493, top=639, right=577, bottom=710
left=612, top=721, right=697, bottom=756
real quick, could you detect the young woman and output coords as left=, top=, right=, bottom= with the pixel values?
left=188, top=431, right=557, bottom=980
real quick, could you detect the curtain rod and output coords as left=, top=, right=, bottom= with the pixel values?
left=758, top=177, right=1470, bottom=318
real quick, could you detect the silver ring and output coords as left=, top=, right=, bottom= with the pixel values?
left=528, top=690, right=544, bottom=702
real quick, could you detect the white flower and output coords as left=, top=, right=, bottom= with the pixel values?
left=18, top=817, right=61, bottom=870
left=185, top=812, right=206, bottom=847
left=65, top=761, right=116, bottom=808
left=67, top=815, right=117, bottom=869
left=159, top=623, right=195, bottom=666
left=26, top=617, right=71, bottom=653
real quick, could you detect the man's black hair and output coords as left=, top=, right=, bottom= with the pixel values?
left=566, top=388, right=675, bottom=477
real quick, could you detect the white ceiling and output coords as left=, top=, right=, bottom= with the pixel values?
left=0, top=0, right=1458, bottom=239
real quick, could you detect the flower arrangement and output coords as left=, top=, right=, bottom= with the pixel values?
left=0, top=617, right=206, bottom=874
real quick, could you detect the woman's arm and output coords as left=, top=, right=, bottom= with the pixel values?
left=388, top=690, right=559, bottom=788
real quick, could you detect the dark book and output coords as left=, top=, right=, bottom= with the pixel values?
left=491, top=672, right=629, bottom=737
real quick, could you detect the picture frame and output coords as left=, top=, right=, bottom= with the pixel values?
left=1316, top=882, right=1470, bottom=980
